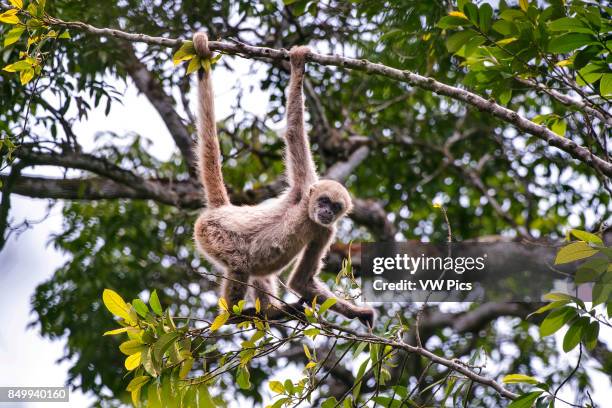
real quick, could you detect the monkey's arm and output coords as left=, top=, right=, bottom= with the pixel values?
left=285, top=47, right=318, bottom=201
left=193, top=32, right=230, bottom=208
left=288, top=229, right=374, bottom=326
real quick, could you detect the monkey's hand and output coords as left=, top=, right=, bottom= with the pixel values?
left=289, top=46, right=311, bottom=72
left=193, top=32, right=212, bottom=58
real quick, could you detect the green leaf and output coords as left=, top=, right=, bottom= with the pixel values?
left=543, top=292, right=574, bottom=302
left=0, top=9, right=20, bottom=24
left=179, top=357, right=194, bottom=379
left=269, top=380, right=285, bottom=394
left=573, top=45, right=602, bottom=70
left=502, top=374, right=539, bottom=385
left=3, top=59, right=32, bottom=72
left=372, top=396, right=403, bottom=407
left=3, top=26, right=24, bottom=47
left=120, top=339, right=146, bottom=356
left=548, top=33, right=595, bottom=53
left=132, top=299, right=149, bottom=318
left=508, top=391, right=543, bottom=408
left=527, top=300, right=569, bottom=318
left=600, top=74, right=612, bottom=97
left=592, top=282, right=611, bottom=307
left=575, top=258, right=606, bottom=283
left=555, top=241, right=599, bottom=264
left=583, top=321, right=599, bottom=350
left=551, top=119, right=566, bottom=137
left=210, top=312, right=229, bottom=331
left=463, top=3, right=478, bottom=24
left=153, top=332, right=180, bottom=362
left=321, top=397, right=339, bottom=408
left=284, top=379, right=294, bottom=395
left=304, top=327, right=320, bottom=338
left=197, top=384, right=216, bottom=408
left=141, top=347, right=159, bottom=378
left=352, top=357, right=369, bottom=401
left=103, top=327, right=129, bottom=336
left=446, top=30, right=478, bottom=53
left=126, top=376, right=150, bottom=392
left=102, top=289, right=133, bottom=323
left=147, top=381, right=162, bottom=408
left=499, top=88, right=512, bottom=106
left=492, top=20, right=516, bottom=35
left=303, top=344, right=312, bottom=360
left=149, top=290, right=162, bottom=316
left=519, top=0, right=529, bottom=12
left=173, top=41, right=195, bottom=65
left=319, top=298, right=337, bottom=315
left=577, top=62, right=605, bottom=86
left=548, top=17, right=594, bottom=34
left=478, top=3, right=493, bottom=33
left=186, top=56, right=201, bottom=75
left=124, top=352, right=141, bottom=371
left=570, top=229, right=603, bottom=245
left=236, top=366, right=251, bottom=390
left=563, top=317, right=589, bottom=352
left=437, top=16, right=471, bottom=29
left=539, top=306, right=576, bottom=337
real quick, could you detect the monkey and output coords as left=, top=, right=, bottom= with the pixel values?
left=191, top=32, right=374, bottom=327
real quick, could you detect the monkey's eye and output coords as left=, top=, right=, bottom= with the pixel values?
left=331, top=202, right=342, bottom=213
left=318, top=196, right=331, bottom=205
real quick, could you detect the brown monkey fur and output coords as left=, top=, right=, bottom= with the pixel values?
left=192, top=32, right=374, bottom=326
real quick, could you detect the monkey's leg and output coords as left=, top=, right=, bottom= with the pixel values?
left=288, top=235, right=375, bottom=327
left=220, top=269, right=249, bottom=307
left=249, top=276, right=282, bottom=312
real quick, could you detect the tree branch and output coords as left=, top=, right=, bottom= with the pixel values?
left=3, top=173, right=395, bottom=239
left=15, top=148, right=182, bottom=206
left=226, top=300, right=519, bottom=400
left=326, top=146, right=370, bottom=183
left=514, top=77, right=611, bottom=124
left=40, top=15, right=612, bottom=177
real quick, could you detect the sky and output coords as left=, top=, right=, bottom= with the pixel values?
left=0, top=42, right=610, bottom=408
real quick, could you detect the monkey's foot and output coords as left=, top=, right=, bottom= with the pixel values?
left=354, top=306, right=376, bottom=328
left=289, top=45, right=311, bottom=69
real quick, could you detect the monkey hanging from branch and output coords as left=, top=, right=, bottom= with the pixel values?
left=191, top=32, right=374, bottom=327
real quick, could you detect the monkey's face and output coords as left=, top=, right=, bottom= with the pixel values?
left=308, top=180, right=352, bottom=227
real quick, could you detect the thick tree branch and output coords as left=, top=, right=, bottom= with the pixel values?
left=2, top=175, right=145, bottom=201
left=15, top=148, right=182, bottom=206
left=41, top=15, right=612, bottom=177
left=421, top=302, right=534, bottom=333
left=326, top=146, right=370, bottom=183
left=3, top=173, right=395, bottom=239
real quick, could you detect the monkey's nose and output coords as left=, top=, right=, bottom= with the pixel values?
left=319, top=210, right=333, bottom=224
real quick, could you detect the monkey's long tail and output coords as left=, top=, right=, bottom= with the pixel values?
left=197, top=67, right=230, bottom=208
